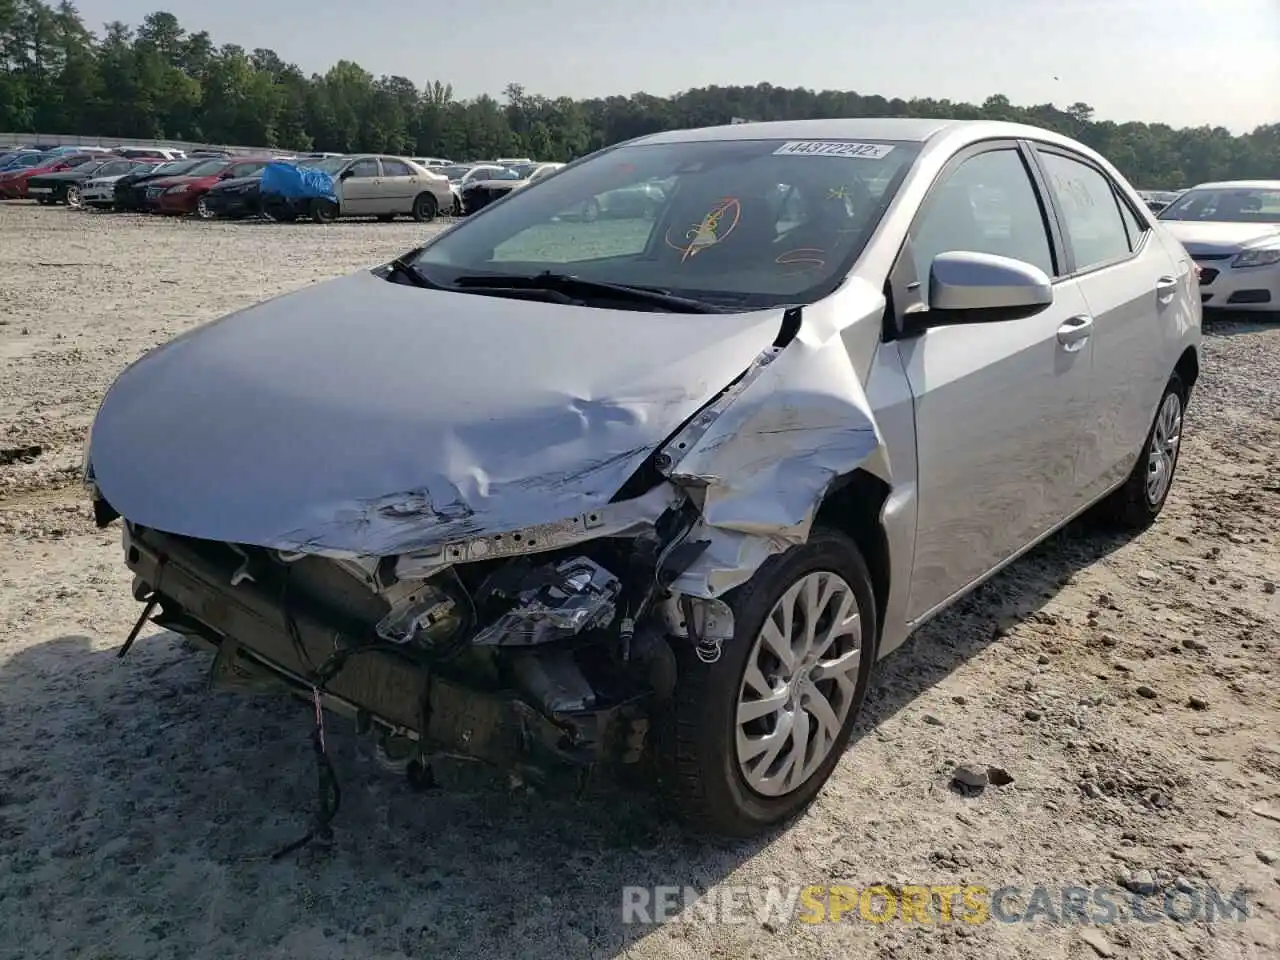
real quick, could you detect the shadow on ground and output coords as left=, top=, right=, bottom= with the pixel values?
left=0, top=519, right=1136, bottom=960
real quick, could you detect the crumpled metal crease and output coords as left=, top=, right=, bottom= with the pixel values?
left=662, top=294, right=886, bottom=600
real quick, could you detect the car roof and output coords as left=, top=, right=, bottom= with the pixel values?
left=631, top=117, right=1098, bottom=149
left=1186, top=179, right=1280, bottom=191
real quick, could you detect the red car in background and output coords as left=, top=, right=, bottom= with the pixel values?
left=0, top=152, right=100, bottom=199
left=149, top=157, right=279, bottom=217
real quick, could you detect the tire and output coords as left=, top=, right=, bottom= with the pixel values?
left=262, top=200, right=298, bottom=223
left=411, top=192, right=438, bottom=223
left=581, top=197, right=600, bottom=222
left=656, top=527, right=877, bottom=837
left=65, top=185, right=83, bottom=209
left=1095, top=372, right=1187, bottom=530
left=311, top=198, right=338, bottom=223
left=194, top=195, right=215, bottom=219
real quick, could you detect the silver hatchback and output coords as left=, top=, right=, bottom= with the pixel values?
left=86, top=118, right=1200, bottom=839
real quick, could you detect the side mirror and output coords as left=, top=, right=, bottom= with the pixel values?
left=907, top=251, right=1053, bottom=333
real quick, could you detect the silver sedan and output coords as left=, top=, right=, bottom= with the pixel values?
left=85, top=117, right=1201, bottom=839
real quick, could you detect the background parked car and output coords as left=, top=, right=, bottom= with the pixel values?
left=203, top=157, right=323, bottom=219
left=148, top=157, right=280, bottom=217
left=80, top=161, right=166, bottom=209
left=0, top=152, right=99, bottom=199
left=27, top=157, right=153, bottom=207
left=113, top=158, right=206, bottom=211
left=1158, top=179, right=1280, bottom=313
left=458, top=161, right=562, bottom=215
left=262, top=155, right=451, bottom=223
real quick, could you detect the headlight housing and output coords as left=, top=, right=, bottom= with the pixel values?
left=1232, top=248, right=1280, bottom=268
left=167, top=184, right=189, bottom=194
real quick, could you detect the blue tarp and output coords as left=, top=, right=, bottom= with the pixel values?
left=260, top=161, right=336, bottom=202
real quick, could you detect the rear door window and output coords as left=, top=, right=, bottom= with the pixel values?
left=1037, top=151, right=1134, bottom=271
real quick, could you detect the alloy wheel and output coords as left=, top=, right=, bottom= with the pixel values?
left=65, top=185, right=82, bottom=208
left=735, top=571, right=863, bottom=797
left=195, top=196, right=213, bottom=219
left=1145, top=391, right=1182, bottom=506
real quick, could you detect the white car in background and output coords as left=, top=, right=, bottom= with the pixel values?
left=80, top=162, right=165, bottom=209
left=1158, top=180, right=1280, bottom=313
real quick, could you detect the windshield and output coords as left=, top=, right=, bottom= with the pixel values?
left=1159, top=187, right=1280, bottom=224
left=70, top=159, right=107, bottom=172
left=176, top=159, right=228, bottom=177
left=512, top=163, right=539, bottom=178
left=414, top=137, right=920, bottom=309
left=440, top=165, right=472, bottom=181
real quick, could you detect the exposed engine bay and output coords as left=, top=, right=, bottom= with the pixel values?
left=118, top=488, right=724, bottom=785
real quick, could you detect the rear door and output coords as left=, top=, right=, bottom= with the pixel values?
left=377, top=158, right=418, bottom=212
left=894, top=141, right=1098, bottom=622
left=338, top=157, right=382, bottom=215
left=1029, top=145, right=1185, bottom=499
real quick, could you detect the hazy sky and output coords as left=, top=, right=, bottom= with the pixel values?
left=74, top=0, right=1279, bottom=133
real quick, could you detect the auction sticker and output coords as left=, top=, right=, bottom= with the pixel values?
left=773, top=141, right=895, bottom=159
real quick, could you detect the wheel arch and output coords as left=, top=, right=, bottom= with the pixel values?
left=1174, top=345, right=1199, bottom=395
left=814, top=469, right=891, bottom=648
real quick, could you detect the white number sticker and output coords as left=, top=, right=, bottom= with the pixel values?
left=773, top=141, right=895, bottom=160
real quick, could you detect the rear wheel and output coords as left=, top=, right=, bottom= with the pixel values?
left=656, top=527, right=876, bottom=837
left=65, top=185, right=83, bottom=209
left=194, top=195, right=215, bottom=219
left=411, top=192, right=438, bottom=223
left=1095, top=372, right=1187, bottom=530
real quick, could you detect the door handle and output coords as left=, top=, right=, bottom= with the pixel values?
left=1155, top=275, right=1178, bottom=303
left=1056, top=314, right=1094, bottom=351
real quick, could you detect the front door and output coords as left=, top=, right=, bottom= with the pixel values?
left=338, top=157, right=383, bottom=216
left=895, top=143, right=1097, bottom=621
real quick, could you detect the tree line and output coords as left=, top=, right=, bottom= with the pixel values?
left=2, top=5, right=1276, bottom=189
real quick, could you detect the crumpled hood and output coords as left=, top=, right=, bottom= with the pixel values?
left=89, top=269, right=784, bottom=556
left=1162, top=220, right=1280, bottom=256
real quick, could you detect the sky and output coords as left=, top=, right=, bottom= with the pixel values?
left=73, top=0, right=1280, bottom=133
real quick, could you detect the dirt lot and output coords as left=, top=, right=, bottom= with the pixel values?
left=1, top=201, right=1278, bottom=960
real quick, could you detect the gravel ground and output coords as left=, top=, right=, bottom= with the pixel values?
left=1, top=201, right=1278, bottom=960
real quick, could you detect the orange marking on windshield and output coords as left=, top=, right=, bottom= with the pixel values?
left=664, top=197, right=741, bottom=262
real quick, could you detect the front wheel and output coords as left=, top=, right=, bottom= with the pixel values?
left=1095, top=372, right=1187, bottom=530
left=65, top=185, right=83, bottom=209
left=656, top=527, right=876, bottom=837
left=194, top=195, right=215, bottom=219
left=310, top=198, right=338, bottom=223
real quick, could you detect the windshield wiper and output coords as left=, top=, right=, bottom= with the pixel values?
left=452, top=271, right=726, bottom=313
left=384, top=250, right=445, bottom=290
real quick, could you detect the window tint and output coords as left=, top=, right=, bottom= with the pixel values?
left=381, top=159, right=413, bottom=177
left=1038, top=152, right=1132, bottom=271
left=910, top=148, right=1055, bottom=283
left=347, top=158, right=380, bottom=178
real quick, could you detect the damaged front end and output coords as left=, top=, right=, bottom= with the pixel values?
left=93, top=273, right=889, bottom=804
left=119, top=491, right=708, bottom=778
